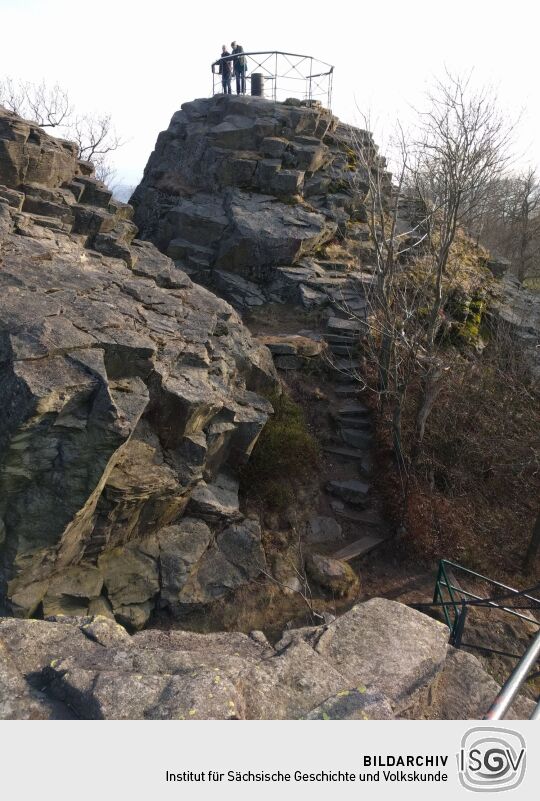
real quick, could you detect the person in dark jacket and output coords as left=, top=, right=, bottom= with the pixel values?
left=218, top=45, right=232, bottom=94
left=231, top=42, right=246, bottom=95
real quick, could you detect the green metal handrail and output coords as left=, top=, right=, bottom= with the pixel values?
left=433, top=559, right=540, bottom=644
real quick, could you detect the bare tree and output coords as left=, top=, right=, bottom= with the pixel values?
left=463, top=168, right=540, bottom=284
left=0, top=77, right=122, bottom=187
left=69, top=114, right=122, bottom=183
left=413, top=72, right=513, bottom=347
left=0, top=78, right=71, bottom=127
left=343, top=74, right=514, bottom=516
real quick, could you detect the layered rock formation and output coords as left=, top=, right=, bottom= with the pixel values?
left=0, top=106, right=279, bottom=626
left=0, top=597, right=534, bottom=720
left=131, top=95, right=390, bottom=313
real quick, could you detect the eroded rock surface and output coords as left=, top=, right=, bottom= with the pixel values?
left=0, top=105, right=278, bottom=623
left=131, top=95, right=390, bottom=312
left=0, top=597, right=533, bottom=720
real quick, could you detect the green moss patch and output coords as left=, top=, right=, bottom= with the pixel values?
left=240, top=391, right=320, bottom=510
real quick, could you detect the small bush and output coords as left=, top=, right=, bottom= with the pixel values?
left=240, top=391, right=320, bottom=510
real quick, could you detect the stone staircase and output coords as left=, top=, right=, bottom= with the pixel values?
left=315, top=274, right=391, bottom=562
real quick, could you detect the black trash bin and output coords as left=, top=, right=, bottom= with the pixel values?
left=251, top=73, right=265, bottom=97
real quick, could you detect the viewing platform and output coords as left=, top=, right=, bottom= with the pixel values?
left=211, top=50, right=334, bottom=109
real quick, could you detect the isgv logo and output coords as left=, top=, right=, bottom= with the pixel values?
left=457, top=727, right=526, bottom=792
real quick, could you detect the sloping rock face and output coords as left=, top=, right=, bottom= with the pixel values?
left=494, top=274, right=540, bottom=381
left=0, top=106, right=279, bottom=625
left=0, top=597, right=534, bottom=720
left=131, top=95, right=390, bottom=311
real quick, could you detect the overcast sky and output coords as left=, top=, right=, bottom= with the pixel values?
left=1, top=0, right=539, bottom=187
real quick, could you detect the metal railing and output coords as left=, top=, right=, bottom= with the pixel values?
left=418, top=560, right=540, bottom=719
left=432, top=560, right=540, bottom=645
left=484, top=629, right=540, bottom=719
left=211, top=50, right=334, bottom=108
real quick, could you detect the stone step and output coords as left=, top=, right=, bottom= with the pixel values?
left=330, top=285, right=367, bottom=299
left=331, top=311, right=367, bottom=323
left=337, top=415, right=372, bottom=430
left=340, top=428, right=373, bottom=449
left=324, top=333, right=357, bottom=346
left=334, top=384, right=360, bottom=398
left=333, top=534, right=388, bottom=561
left=334, top=369, right=361, bottom=384
left=305, top=276, right=348, bottom=290
left=326, top=478, right=370, bottom=505
left=327, top=316, right=364, bottom=334
left=330, top=500, right=385, bottom=525
left=330, top=344, right=359, bottom=356
left=323, top=444, right=370, bottom=462
left=330, top=299, right=367, bottom=312
left=338, top=400, right=370, bottom=416
left=334, top=358, right=360, bottom=373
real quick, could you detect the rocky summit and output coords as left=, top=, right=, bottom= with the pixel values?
left=1, top=98, right=533, bottom=722
left=131, top=94, right=390, bottom=311
left=0, top=105, right=279, bottom=627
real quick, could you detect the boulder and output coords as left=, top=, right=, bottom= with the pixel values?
left=310, top=598, right=449, bottom=716
left=306, top=515, right=343, bottom=544
left=187, top=473, right=241, bottom=523
left=305, top=553, right=359, bottom=597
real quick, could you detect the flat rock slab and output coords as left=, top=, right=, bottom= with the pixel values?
left=327, top=316, right=364, bottom=334
left=260, top=334, right=323, bottom=358
left=333, top=535, right=388, bottom=561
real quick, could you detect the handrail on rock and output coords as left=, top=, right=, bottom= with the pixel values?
left=211, top=49, right=334, bottom=108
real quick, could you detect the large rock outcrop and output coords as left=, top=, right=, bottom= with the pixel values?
left=0, top=106, right=279, bottom=625
left=131, top=95, right=390, bottom=312
left=0, top=597, right=534, bottom=720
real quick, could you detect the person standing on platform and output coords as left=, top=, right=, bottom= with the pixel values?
left=218, top=45, right=232, bottom=94
left=231, top=42, right=247, bottom=95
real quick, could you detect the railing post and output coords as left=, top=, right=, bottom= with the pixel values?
left=452, top=600, right=468, bottom=648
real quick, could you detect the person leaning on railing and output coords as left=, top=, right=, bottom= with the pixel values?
left=231, top=42, right=247, bottom=95
left=216, top=45, right=232, bottom=95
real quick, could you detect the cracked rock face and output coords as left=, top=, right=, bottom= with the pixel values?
left=130, top=95, right=390, bottom=309
left=0, top=105, right=278, bottom=624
